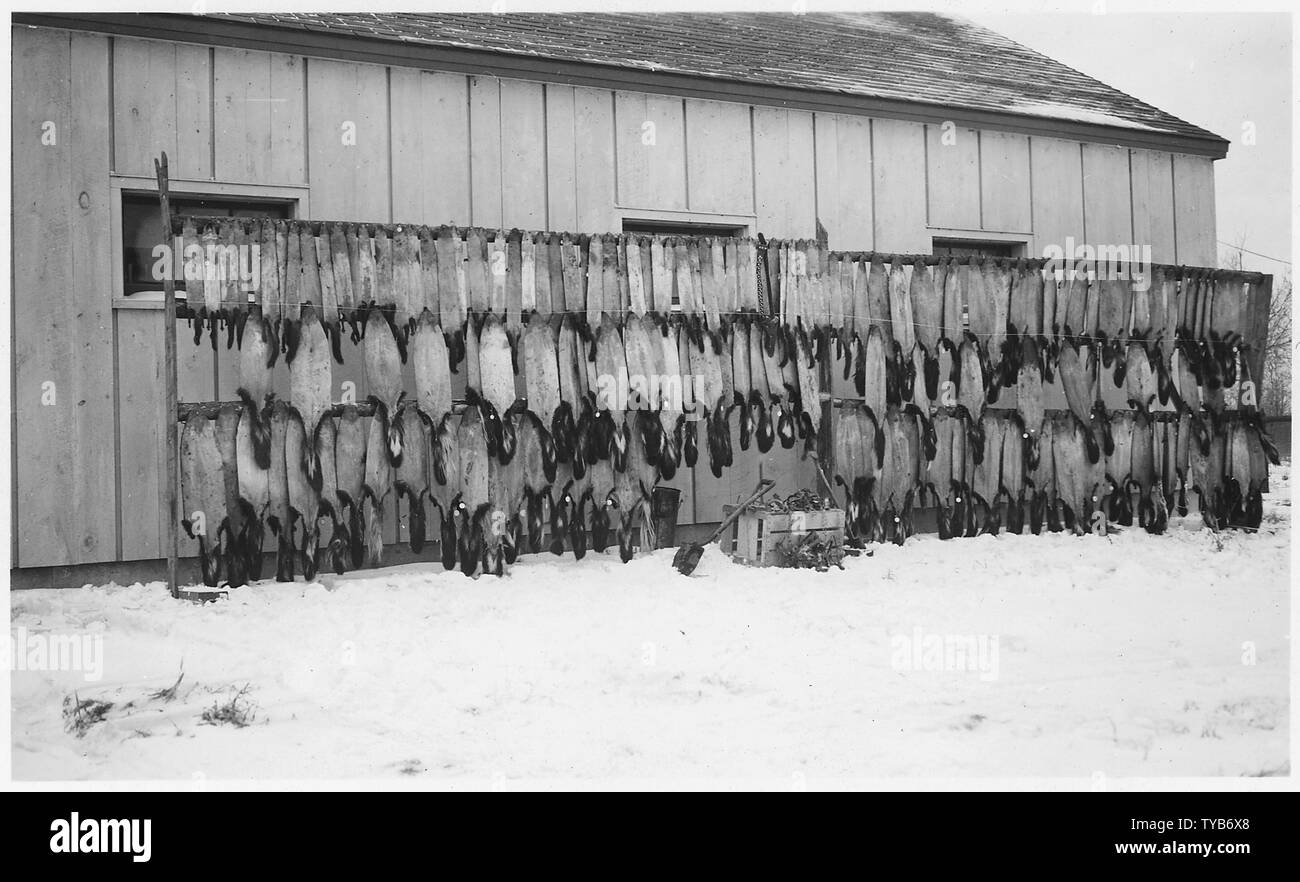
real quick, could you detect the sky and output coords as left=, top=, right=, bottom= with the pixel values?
left=972, top=11, right=1292, bottom=276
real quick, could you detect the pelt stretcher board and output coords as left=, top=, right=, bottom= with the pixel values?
left=157, top=204, right=1276, bottom=592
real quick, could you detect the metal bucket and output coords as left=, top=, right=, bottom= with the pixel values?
left=650, top=486, right=681, bottom=549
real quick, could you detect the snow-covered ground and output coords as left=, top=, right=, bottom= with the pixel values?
left=11, top=466, right=1290, bottom=784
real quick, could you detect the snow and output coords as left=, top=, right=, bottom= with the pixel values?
left=1009, top=102, right=1159, bottom=132
left=11, top=465, right=1290, bottom=784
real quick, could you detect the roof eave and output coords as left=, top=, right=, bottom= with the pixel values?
left=15, top=11, right=1230, bottom=159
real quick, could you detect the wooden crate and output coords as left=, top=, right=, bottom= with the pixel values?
left=731, top=507, right=845, bottom=567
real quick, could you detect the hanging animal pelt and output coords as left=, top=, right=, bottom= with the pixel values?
left=394, top=406, right=430, bottom=553
left=196, top=220, right=223, bottom=348
left=235, top=398, right=271, bottom=580
left=435, top=226, right=466, bottom=367
left=315, top=416, right=351, bottom=575
left=265, top=401, right=296, bottom=581
left=1005, top=260, right=1042, bottom=383
left=285, top=406, right=323, bottom=579
left=834, top=402, right=878, bottom=544
left=936, top=257, right=963, bottom=385
left=287, top=302, right=333, bottom=491
left=613, top=417, right=655, bottom=563
left=430, top=416, right=463, bottom=571
left=180, top=218, right=205, bottom=345
left=328, top=221, right=357, bottom=344
left=334, top=405, right=368, bottom=571
left=594, top=315, right=630, bottom=470
left=955, top=331, right=986, bottom=465
left=486, top=433, right=519, bottom=575
left=392, top=225, right=422, bottom=346
left=214, top=405, right=248, bottom=586
left=887, top=257, right=916, bottom=401
left=297, top=222, right=343, bottom=364
left=655, top=317, right=683, bottom=480
left=180, top=412, right=228, bottom=587
left=1097, top=276, right=1133, bottom=385
left=694, top=318, right=731, bottom=477
left=361, top=406, right=393, bottom=568
left=774, top=326, right=799, bottom=450
left=363, top=304, right=406, bottom=467
left=908, top=256, right=942, bottom=401
left=965, top=257, right=1000, bottom=393
left=252, top=218, right=282, bottom=351
left=622, top=314, right=665, bottom=470
left=1057, top=339, right=1105, bottom=464
left=374, top=225, right=397, bottom=324
left=666, top=319, right=695, bottom=469
left=236, top=290, right=277, bottom=471
left=220, top=219, right=250, bottom=350
left=794, top=326, right=821, bottom=450
left=411, top=308, right=453, bottom=485
left=1188, top=413, right=1227, bottom=529
left=1128, top=404, right=1164, bottom=533
left=457, top=407, right=491, bottom=576
left=556, top=316, right=589, bottom=474
left=477, top=311, right=519, bottom=462
left=279, top=220, right=303, bottom=359
left=1015, top=336, right=1046, bottom=472
left=1001, top=410, right=1028, bottom=534
left=1030, top=414, right=1062, bottom=534
left=731, top=316, right=754, bottom=450
left=926, top=409, right=964, bottom=539
left=523, top=313, right=561, bottom=477
left=515, top=410, right=553, bottom=554
left=586, top=458, right=618, bottom=554
left=748, top=316, right=777, bottom=453
left=1040, top=263, right=1059, bottom=358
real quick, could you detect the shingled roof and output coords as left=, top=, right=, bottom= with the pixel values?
left=214, top=11, right=1223, bottom=147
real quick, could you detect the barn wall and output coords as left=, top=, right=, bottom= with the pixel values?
left=10, top=26, right=1222, bottom=568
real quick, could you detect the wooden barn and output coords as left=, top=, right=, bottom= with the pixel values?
left=10, top=12, right=1245, bottom=587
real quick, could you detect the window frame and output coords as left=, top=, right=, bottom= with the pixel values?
left=619, top=210, right=754, bottom=312
left=109, top=175, right=309, bottom=310
left=930, top=227, right=1030, bottom=260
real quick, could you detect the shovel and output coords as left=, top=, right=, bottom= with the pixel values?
left=672, top=479, right=776, bottom=575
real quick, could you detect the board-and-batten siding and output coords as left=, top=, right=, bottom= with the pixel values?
left=10, top=26, right=1221, bottom=568
left=12, top=29, right=116, bottom=568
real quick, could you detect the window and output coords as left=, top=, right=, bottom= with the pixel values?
left=121, top=193, right=293, bottom=296
left=932, top=238, right=1028, bottom=326
left=621, top=219, right=748, bottom=310
left=932, top=237, right=1025, bottom=259
left=622, top=219, right=747, bottom=237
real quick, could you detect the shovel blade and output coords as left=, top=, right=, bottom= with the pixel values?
left=673, top=542, right=705, bottom=575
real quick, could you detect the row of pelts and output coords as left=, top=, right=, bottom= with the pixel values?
left=833, top=402, right=1275, bottom=547
left=184, top=218, right=1258, bottom=414
left=179, top=393, right=667, bottom=588
left=177, top=218, right=763, bottom=354
left=187, top=219, right=1261, bottom=442
left=768, top=247, right=1256, bottom=405
left=181, top=220, right=829, bottom=584
left=175, top=217, right=1274, bottom=578
left=195, top=304, right=822, bottom=585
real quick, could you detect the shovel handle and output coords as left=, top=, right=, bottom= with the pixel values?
left=705, top=479, right=776, bottom=544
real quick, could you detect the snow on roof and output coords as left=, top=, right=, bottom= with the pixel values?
left=1009, top=102, right=1159, bottom=132
left=217, top=11, right=1224, bottom=144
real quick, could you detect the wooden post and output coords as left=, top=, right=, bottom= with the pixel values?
left=154, top=153, right=179, bottom=599
left=1247, top=274, right=1273, bottom=410
left=812, top=229, right=834, bottom=499
left=816, top=344, right=834, bottom=499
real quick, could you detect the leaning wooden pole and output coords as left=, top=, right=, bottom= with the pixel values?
left=154, top=152, right=180, bottom=599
